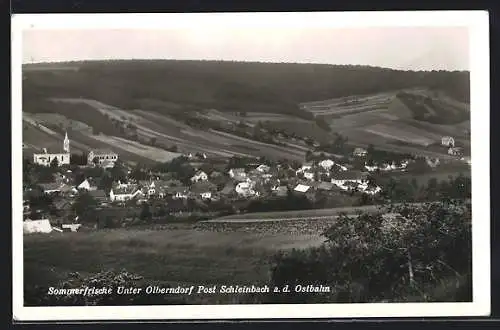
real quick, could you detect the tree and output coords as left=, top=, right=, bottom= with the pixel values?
left=92, top=157, right=99, bottom=166
left=140, top=202, right=152, bottom=221
left=305, top=150, right=313, bottom=162
left=72, top=192, right=99, bottom=222
left=268, top=200, right=472, bottom=303
left=50, top=157, right=59, bottom=168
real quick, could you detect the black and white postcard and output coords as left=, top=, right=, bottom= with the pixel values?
left=11, top=11, right=490, bottom=321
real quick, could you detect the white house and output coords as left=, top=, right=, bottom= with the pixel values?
left=62, top=224, right=82, bottom=232
left=318, top=159, right=335, bottom=170
left=256, top=164, right=271, bottom=173
left=303, top=172, right=315, bottom=181
left=23, top=219, right=53, bottom=234
left=109, top=184, right=142, bottom=202
left=331, top=172, right=368, bottom=190
left=87, top=149, right=119, bottom=167
left=190, top=171, right=208, bottom=183
left=425, top=157, right=440, bottom=168
left=364, top=164, right=379, bottom=172
left=33, top=132, right=71, bottom=167
left=141, top=181, right=168, bottom=198
left=441, top=136, right=455, bottom=147
left=295, top=163, right=313, bottom=174
left=448, top=147, right=463, bottom=156
left=235, top=181, right=258, bottom=197
left=353, top=147, right=368, bottom=157
left=228, top=168, right=247, bottom=181
left=77, top=179, right=97, bottom=191
left=169, top=186, right=188, bottom=199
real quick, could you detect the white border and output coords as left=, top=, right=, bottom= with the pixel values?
left=12, top=11, right=490, bottom=321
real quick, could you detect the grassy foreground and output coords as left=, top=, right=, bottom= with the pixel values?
left=24, top=225, right=324, bottom=304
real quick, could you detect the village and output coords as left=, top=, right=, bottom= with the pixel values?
left=22, top=131, right=471, bottom=233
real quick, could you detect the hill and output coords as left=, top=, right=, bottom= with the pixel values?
left=23, top=60, right=469, bottom=120
left=22, top=60, right=470, bottom=163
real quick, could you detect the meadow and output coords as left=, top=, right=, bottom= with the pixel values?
left=24, top=225, right=325, bottom=304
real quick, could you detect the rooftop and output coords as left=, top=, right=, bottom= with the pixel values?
left=90, top=149, right=118, bottom=156
left=294, top=184, right=311, bottom=193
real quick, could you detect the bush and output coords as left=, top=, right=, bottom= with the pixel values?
left=267, top=200, right=472, bottom=303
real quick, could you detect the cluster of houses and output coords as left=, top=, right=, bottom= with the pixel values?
left=441, top=136, right=465, bottom=157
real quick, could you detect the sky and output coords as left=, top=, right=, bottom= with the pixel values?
left=22, top=26, right=469, bottom=71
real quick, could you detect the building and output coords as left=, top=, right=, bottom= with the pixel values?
left=33, top=132, right=71, bottom=167
left=220, top=183, right=236, bottom=197
left=235, top=181, right=258, bottom=198
left=331, top=172, right=368, bottom=190
left=448, top=147, right=463, bottom=156
left=317, top=182, right=335, bottom=191
left=167, top=186, right=189, bottom=200
left=425, top=157, right=440, bottom=168
left=273, top=186, right=288, bottom=197
left=87, top=149, right=119, bottom=167
left=318, top=159, right=335, bottom=171
left=441, top=136, right=455, bottom=147
left=140, top=181, right=168, bottom=198
left=39, top=182, right=72, bottom=195
left=228, top=168, right=247, bottom=181
left=77, top=178, right=97, bottom=191
left=109, top=184, right=142, bottom=202
left=23, top=219, right=53, bottom=234
left=255, top=164, right=271, bottom=173
left=89, top=189, right=108, bottom=204
left=353, top=148, right=368, bottom=157
left=190, top=171, right=208, bottom=183
left=191, top=181, right=217, bottom=200
left=294, top=184, right=311, bottom=193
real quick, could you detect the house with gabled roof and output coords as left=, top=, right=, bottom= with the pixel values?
left=353, top=147, right=368, bottom=157
left=89, top=189, right=108, bottom=204
left=109, top=184, right=143, bottom=202
left=167, top=186, right=189, bottom=199
left=190, top=170, right=208, bottom=183
left=255, top=164, right=271, bottom=173
left=220, top=182, right=236, bottom=197
left=294, top=183, right=311, bottom=193
left=228, top=168, right=247, bottom=181
left=191, top=181, right=217, bottom=200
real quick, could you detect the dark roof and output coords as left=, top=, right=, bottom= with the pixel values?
left=191, top=181, right=216, bottom=193
left=166, top=199, right=189, bottom=211
left=317, top=182, right=334, bottom=190
left=332, top=171, right=366, bottom=180
left=111, top=184, right=139, bottom=194
left=89, top=190, right=107, bottom=199
left=90, top=149, right=117, bottom=155
left=220, top=183, right=235, bottom=195
left=53, top=198, right=72, bottom=210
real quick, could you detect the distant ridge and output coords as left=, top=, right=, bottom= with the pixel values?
left=21, top=59, right=470, bottom=74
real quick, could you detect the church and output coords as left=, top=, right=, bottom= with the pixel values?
left=33, top=132, right=71, bottom=167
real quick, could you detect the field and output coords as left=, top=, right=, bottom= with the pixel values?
left=24, top=225, right=325, bottom=304
left=44, top=98, right=310, bottom=162
left=212, top=204, right=383, bottom=222
left=22, top=61, right=471, bottom=162
left=88, top=135, right=182, bottom=163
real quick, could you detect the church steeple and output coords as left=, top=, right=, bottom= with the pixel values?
left=63, top=131, right=70, bottom=153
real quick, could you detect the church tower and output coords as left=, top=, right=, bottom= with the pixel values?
left=63, top=131, right=70, bottom=153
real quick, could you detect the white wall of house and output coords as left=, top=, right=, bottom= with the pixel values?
left=33, top=153, right=70, bottom=166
